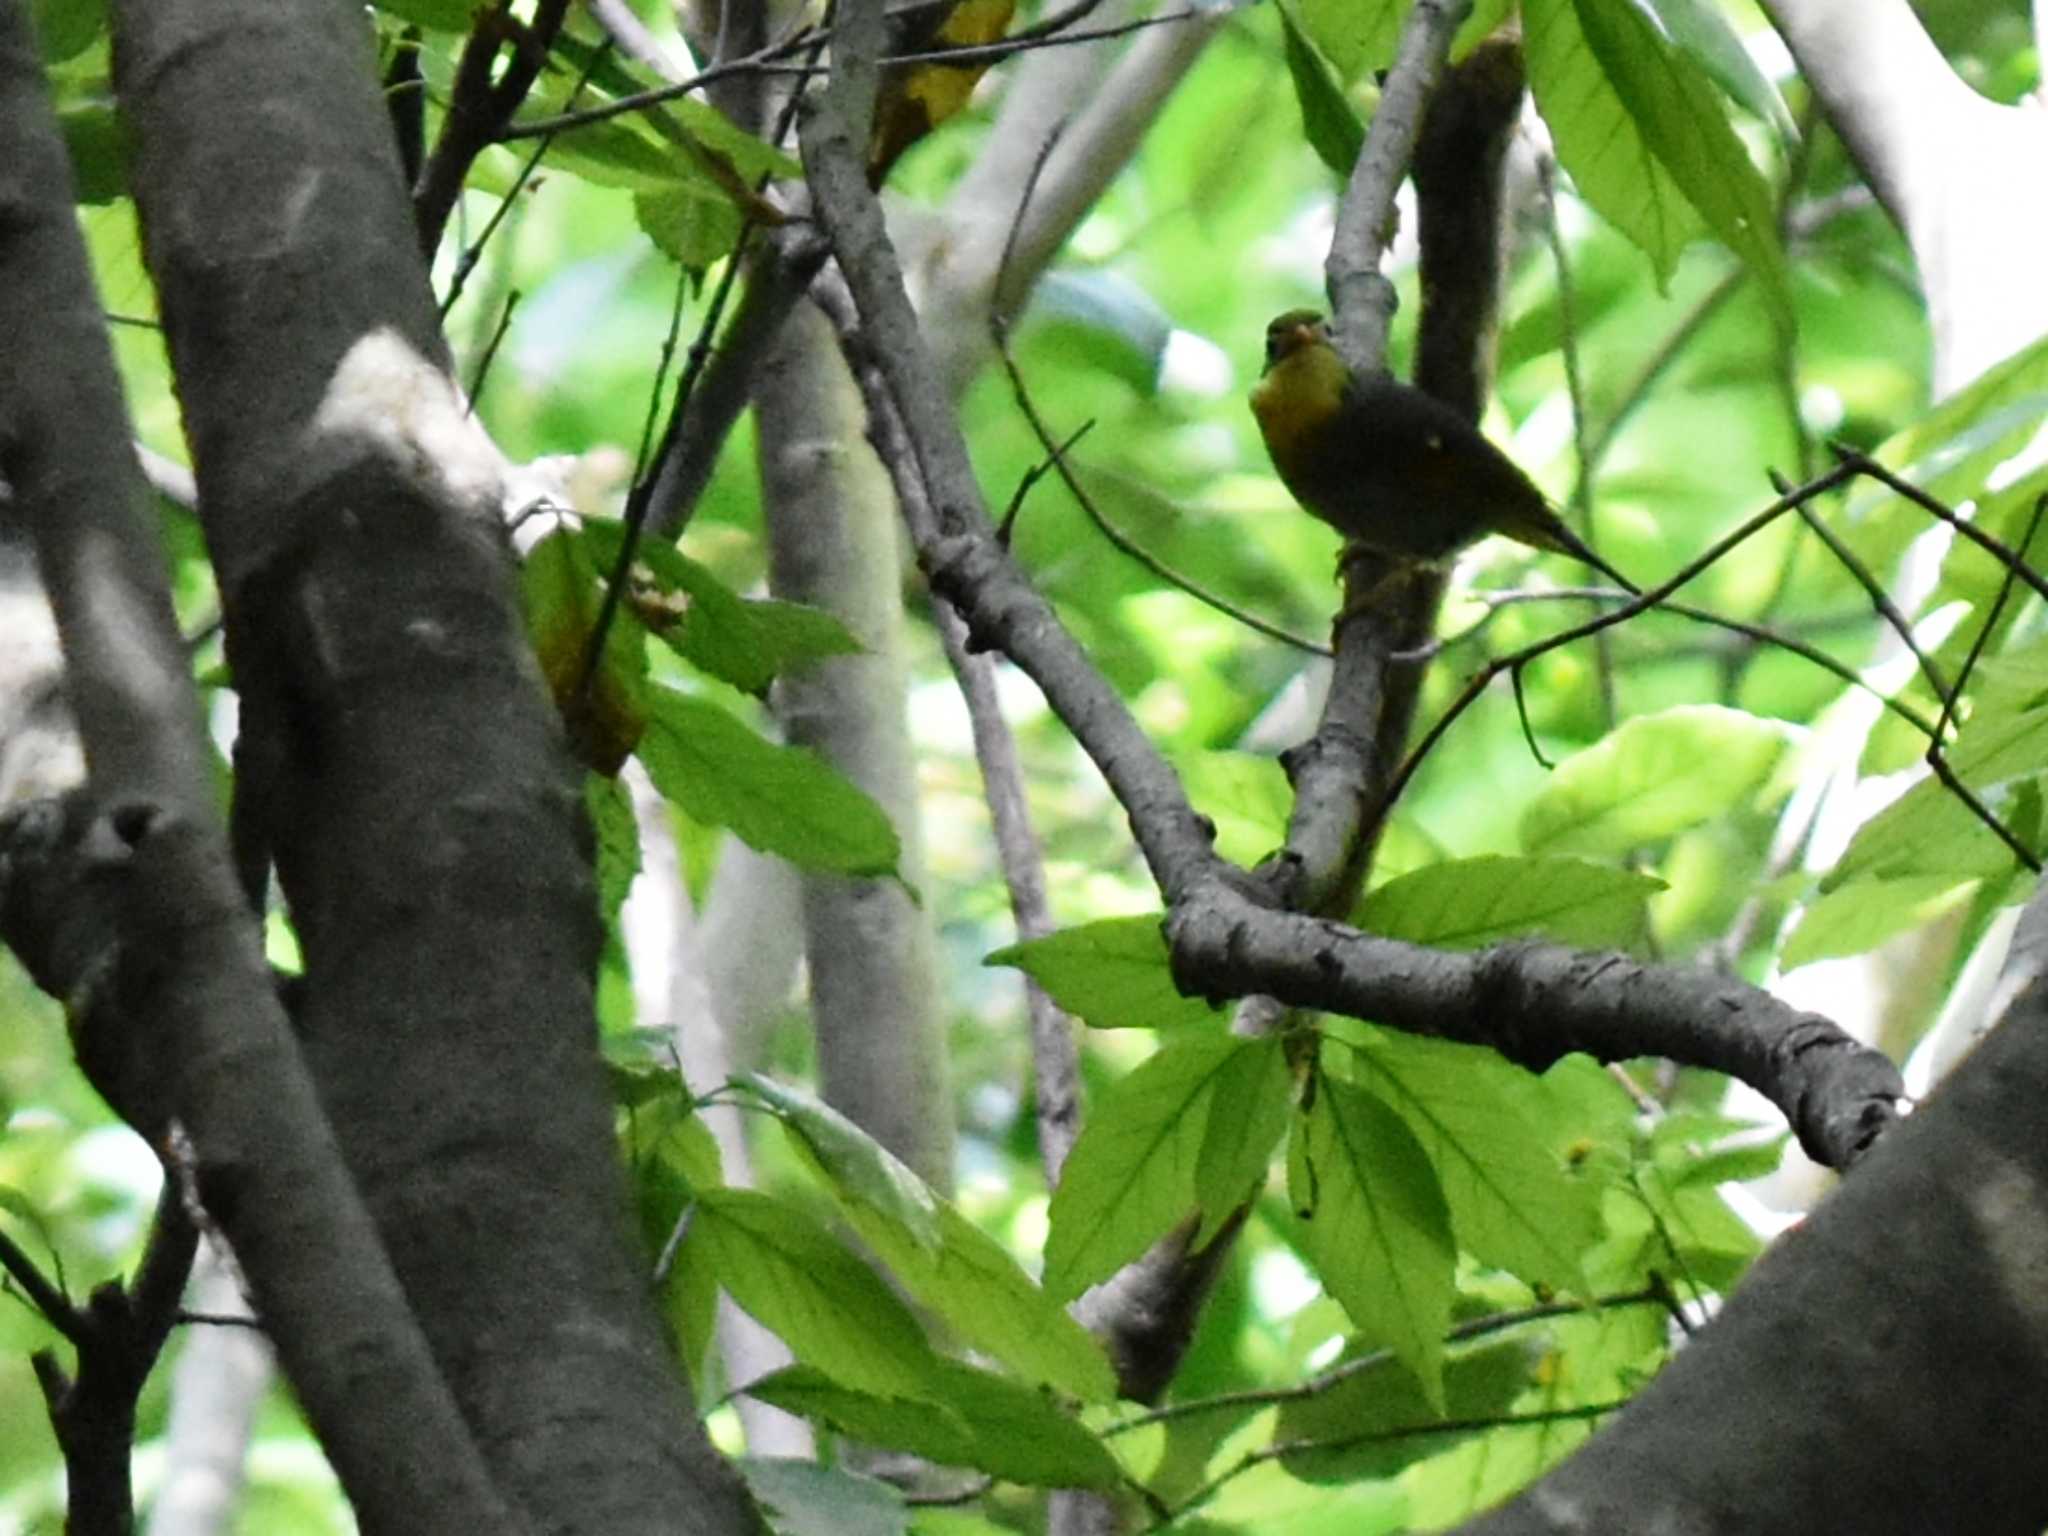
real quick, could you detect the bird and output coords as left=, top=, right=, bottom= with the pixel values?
left=1249, top=309, right=1638, bottom=593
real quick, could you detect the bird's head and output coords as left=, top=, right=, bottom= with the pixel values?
left=1251, top=310, right=1351, bottom=478
left=1261, top=309, right=1332, bottom=374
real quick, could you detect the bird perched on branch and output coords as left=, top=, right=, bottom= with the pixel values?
left=1250, top=310, right=1638, bottom=593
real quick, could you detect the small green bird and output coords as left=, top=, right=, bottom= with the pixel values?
left=1249, top=310, right=1636, bottom=592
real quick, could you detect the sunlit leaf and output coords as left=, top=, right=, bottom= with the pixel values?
left=1294, top=1076, right=1456, bottom=1407
left=745, top=1361, right=1124, bottom=1488
left=1781, top=875, right=1979, bottom=968
left=1043, top=1031, right=1247, bottom=1300
left=638, top=689, right=901, bottom=877
left=1340, top=1032, right=1603, bottom=1295
left=1566, top=0, right=1791, bottom=329
left=1276, top=1334, right=1540, bottom=1483
left=691, top=1189, right=942, bottom=1401
left=1520, top=706, right=1794, bottom=856
left=748, top=1077, right=1118, bottom=1401
left=1358, top=855, right=1663, bottom=950
left=987, top=916, right=1217, bottom=1031
left=1277, top=0, right=1366, bottom=177
left=1193, top=1034, right=1292, bottom=1246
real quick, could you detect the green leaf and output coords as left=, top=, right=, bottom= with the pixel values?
left=1027, top=271, right=1173, bottom=397
left=638, top=689, right=901, bottom=877
left=1840, top=333, right=2048, bottom=578
left=1275, top=1334, right=1541, bottom=1483
left=692, top=1189, right=942, bottom=1401
left=1277, top=1, right=1366, bottom=178
left=986, top=916, right=1216, bottom=1031
left=747, top=1077, right=1117, bottom=1402
left=747, top=1075, right=943, bottom=1252
left=584, top=772, right=642, bottom=930
left=625, top=1095, right=721, bottom=1375
left=1642, top=0, right=1796, bottom=141
left=1451, top=0, right=1518, bottom=60
left=1623, top=1165, right=1762, bottom=1291
left=1567, top=0, right=1791, bottom=330
left=1174, top=750, right=1293, bottom=868
left=636, top=185, right=744, bottom=270
left=373, top=0, right=475, bottom=28
left=1358, top=856, right=1664, bottom=950
left=1294, top=1076, right=1457, bottom=1407
left=33, top=0, right=105, bottom=62
left=59, top=103, right=124, bottom=206
left=580, top=523, right=862, bottom=696
left=1295, top=0, right=1406, bottom=79
left=1527, top=0, right=1704, bottom=288
left=1193, top=1035, right=1292, bottom=1247
left=521, top=526, right=649, bottom=774
left=1340, top=1033, right=1603, bottom=1295
left=745, top=1361, right=1124, bottom=1489
left=1520, top=705, right=1793, bottom=856
left=739, top=1460, right=905, bottom=1536
left=1042, top=1031, right=1248, bottom=1300
left=1824, top=774, right=2035, bottom=889
left=1781, top=875, right=1979, bottom=968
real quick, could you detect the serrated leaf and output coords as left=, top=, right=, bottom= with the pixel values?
left=1275, top=1334, right=1541, bottom=1483
left=638, top=689, right=900, bottom=877
left=692, top=1189, right=941, bottom=1401
left=745, top=1078, right=1115, bottom=1402
left=740, top=1459, right=906, bottom=1536
left=745, top=1362, right=1123, bottom=1488
left=1341, top=1033, right=1602, bottom=1295
left=1626, top=1164, right=1761, bottom=1290
left=1193, top=1036, right=1291, bottom=1247
left=748, top=1074, right=943, bottom=1251
left=1781, top=875, right=1978, bottom=968
left=1277, top=0, right=1365, bottom=177
left=1567, top=0, right=1790, bottom=330
left=1295, top=1077, right=1456, bottom=1407
left=1527, top=0, right=1704, bottom=287
left=986, top=916, right=1215, bottom=1031
left=1358, top=856, right=1663, bottom=950
left=1823, top=773, right=2033, bottom=889
left=1520, top=705, right=1793, bottom=855
left=1042, top=1032, right=1246, bottom=1300
left=1662, top=1136, right=1787, bottom=1188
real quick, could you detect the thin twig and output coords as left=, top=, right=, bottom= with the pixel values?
left=988, top=128, right=1330, bottom=655
left=1107, top=1289, right=1663, bottom=1435
left=463, top=288, right=521, bottom=409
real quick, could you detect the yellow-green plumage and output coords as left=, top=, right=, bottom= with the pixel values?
left=1250, top=310, right=1636, bottom=591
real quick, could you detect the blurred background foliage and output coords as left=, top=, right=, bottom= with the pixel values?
left=8, top=0, right=2045, bottom=1529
